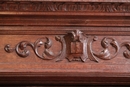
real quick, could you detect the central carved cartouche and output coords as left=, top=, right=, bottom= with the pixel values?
left=67, top=30, right=88, bottom=62
left=4, top=30, right=130, bottom=62
left=71, top=42, right=83, bottom=54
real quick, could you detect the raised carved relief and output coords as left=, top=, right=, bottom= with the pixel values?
left=4, top=30, right=130, bottom=62
left=93, top=37, right=120, bottom=60
left=5, top=37, right=63, bottom=60
left=66, top=30, right=88, bottom=62
left=1, top=2, right=130, bottom=12
left=121, top=42, right=130, bottom=59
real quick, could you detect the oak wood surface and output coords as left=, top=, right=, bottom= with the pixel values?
left=0, top=0, right=130, bottom=86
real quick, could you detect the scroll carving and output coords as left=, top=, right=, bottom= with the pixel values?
left=1, top=2, right=130, bottom=12
left=4, top=30, right=130, bottom=62
left=5, top=37, right=62, bottom=60
left=93, top=37, right=120, bottom=60
left=121, top=42, right=130, bottom=59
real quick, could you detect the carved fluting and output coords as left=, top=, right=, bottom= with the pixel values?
left=4, top=30, right=130, bottom=62
left=1, top=2, right=130, bottom=12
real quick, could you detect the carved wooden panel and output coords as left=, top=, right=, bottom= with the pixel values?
left=5, top=30, right=130, bottom=63
left=1, top=2, right=130, bottom=12
left=1, top=0, right=130, bottom=86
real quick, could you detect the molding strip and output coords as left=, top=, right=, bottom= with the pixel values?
left=0, top=2, right=130, bottom=13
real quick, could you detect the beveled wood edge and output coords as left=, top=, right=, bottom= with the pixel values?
left=0, top=72, right=130, bottom=85
left=0, top=72, right=130, bottom=77
left=0, top=12, right=129, bottom=16
left=1, top=0, right=130, bottom=3
left=1, top=27, right=130, bottom=35
left=0, top=30, right=130, bottom=36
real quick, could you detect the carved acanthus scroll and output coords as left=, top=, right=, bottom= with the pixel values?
left=4, top=30, right=130, bottom=62
left=5, top=37, right=62, bottom=60
left=93, top=37, right=120, bottom=60
left=121, top=42, right=130, bottom=59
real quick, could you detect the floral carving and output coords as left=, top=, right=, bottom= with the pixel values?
left=4, top=30, right=130, bottom=62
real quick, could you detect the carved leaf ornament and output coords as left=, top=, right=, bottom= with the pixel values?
left=5, top=30, right=130, bottom=62
left=1, top=2, right=130, bottom=13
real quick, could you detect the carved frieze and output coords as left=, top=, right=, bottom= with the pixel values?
left=4, top=30, right=130, bottom=62
left=0, top=2, right=130, bottom=12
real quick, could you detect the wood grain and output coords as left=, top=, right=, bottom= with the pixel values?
left=1, top=35, right=130, bottom=72
left=1, top=0, right=130, bottom=86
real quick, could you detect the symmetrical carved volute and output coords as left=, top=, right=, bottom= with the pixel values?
left=4, top=30, right=130, bottom=62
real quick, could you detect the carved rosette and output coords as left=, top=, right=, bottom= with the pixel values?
left=4, top=30, right=130, bottom=62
